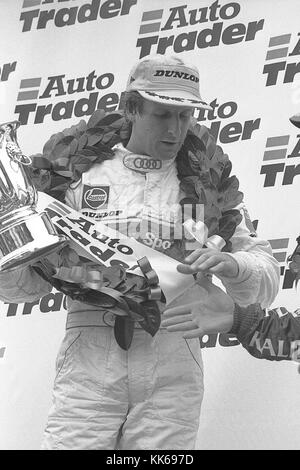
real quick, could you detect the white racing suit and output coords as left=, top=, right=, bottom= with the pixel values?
left=0, top=144, right=280, bottom=450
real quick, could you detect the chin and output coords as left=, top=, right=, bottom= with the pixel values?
left=159, top=148, right=178, bottom=160
left=159, top=153, right=176, bottom=161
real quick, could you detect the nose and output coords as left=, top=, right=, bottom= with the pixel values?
left=166, top=113, right=180, bottom=137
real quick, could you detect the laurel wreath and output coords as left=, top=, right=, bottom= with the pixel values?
left=28, top=109, right=244, bottom=349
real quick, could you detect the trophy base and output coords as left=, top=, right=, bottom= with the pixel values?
left=0, top=211, right=67, bottom=272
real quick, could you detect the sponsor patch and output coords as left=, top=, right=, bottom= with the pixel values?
left=151, top=65, right=200, bottom=91
left=82, top=185, right=110, bottom=210
left=134, top=157, right=162, bottom=170
left=123, top=154, right=162, bottom=171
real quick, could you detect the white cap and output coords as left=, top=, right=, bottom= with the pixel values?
left=126, top=54, right=212, bottom=110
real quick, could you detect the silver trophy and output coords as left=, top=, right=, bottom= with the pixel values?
left=0, top=121, right=67, bottom=272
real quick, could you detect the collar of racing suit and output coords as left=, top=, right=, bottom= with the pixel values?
left=113, top=143, right=177, bottom=174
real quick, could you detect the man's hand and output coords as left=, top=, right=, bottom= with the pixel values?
left=177, top=247, right=239, bottom=279
left=161, top=276, right=235, bottom=339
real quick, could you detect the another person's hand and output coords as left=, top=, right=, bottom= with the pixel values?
left=177, top=247, right=239, bottom=279
left=161, top=276, right=235, bottom=338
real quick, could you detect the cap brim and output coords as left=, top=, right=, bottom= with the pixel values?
left=138, top=90, right=212, bottom=110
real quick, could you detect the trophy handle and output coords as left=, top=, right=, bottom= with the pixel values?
left=0, top=121, right=32, bottom=160
left=0, top=121, right=31, bottom=165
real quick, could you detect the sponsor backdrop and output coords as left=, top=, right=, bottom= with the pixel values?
left=0, top=0, right=299, bottom=450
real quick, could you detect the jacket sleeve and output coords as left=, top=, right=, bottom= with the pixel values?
left=220, top=203, right=280, bottom=308
left=230, top=303, right=300, bottom=361
left=0, top=267, right=53, bottom=304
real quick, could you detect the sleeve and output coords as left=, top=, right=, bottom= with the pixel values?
left=230, top=303, right=300, bottom=361
left=219, top=203, right=280, bottom=308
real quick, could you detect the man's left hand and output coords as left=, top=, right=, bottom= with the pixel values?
left=161, top=275, right=235, bottom=338
left=177, top=248, right=239, bottom=279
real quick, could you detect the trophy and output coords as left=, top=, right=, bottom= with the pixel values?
left=0, top=121, right=67, bottom=272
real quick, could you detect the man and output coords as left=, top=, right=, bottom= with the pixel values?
left=0, top=54, right=280, bottom=450
left=162, top=249, right=300, bottom=362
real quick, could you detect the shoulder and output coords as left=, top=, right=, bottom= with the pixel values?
left=68, top=144, right=128, bottom=190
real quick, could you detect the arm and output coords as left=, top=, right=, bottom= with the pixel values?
left=162, top=277, right=300, bottom=362
left=178, top=203, right=280, bottom=308
left=232, top=303, right=300, bottom=361
left=220, top=203, right=280, bottom=308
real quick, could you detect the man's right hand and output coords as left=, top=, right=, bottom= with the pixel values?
left=161, top=276, right=235, bottom=339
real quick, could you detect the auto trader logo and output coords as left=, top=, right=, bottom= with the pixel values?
left=269, top=238, right=295, bottom=289
left=263, top=33, right=300, bottom=86
left=14, top=70, right=120, bottom=125
left=270, top=237, right=289, bottom=269
left=0, top=61, right=17, bottom=82
left=20, top=0, right=137, bottom=32
left=139, top=9, right=164, bottom=36
left=137, top=1, right=265, bottom=58
left=17, top=76, right=41, bottom=101
left=260, top=134, right=300, bottom=187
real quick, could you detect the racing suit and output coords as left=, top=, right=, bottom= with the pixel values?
left=0, top=143, right=280, bottom=450
left=231, top=303, right=300, bottom=361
